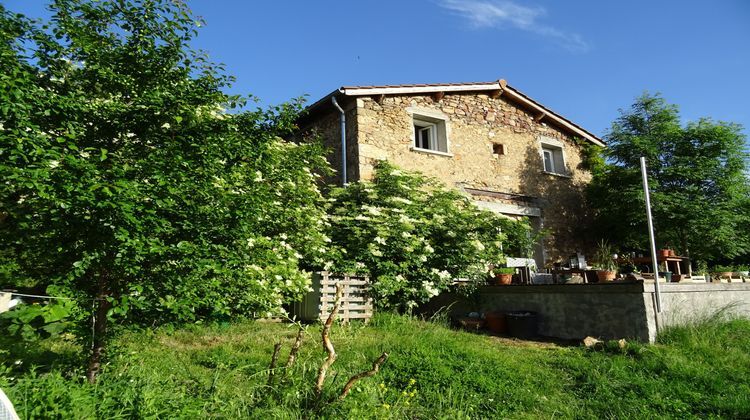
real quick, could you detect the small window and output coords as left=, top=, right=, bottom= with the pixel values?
left=414, top=122, right=436, bottom=150
left=542, top=148, right=555, bottom=172
left=412, top=115, right=448, bottom=153
left=540, top=144, right=566, bottom=175
left=492, top=143, right=505, bottom=156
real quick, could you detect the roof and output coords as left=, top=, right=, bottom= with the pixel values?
left=303, top=79, right=604, bottom=147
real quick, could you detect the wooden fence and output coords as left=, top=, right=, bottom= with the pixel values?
left=291, top=272, right=373, bottom=323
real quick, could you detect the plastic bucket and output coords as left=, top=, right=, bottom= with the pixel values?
left=506, top=311, right=538, bottom=339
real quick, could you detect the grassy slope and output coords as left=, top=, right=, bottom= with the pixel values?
left=2, top=315, right=750, bottom=419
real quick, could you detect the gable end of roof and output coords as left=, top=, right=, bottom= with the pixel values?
left=302, top=79, right=604, bottom=146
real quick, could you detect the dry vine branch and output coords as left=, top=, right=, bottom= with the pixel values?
left=338, top=352, right=389, bottom=401
left=267, top=342, right=282, bottom=386
left=314, top=282, right=343, bottom=395
left=284, top=325, right=305, bottom=374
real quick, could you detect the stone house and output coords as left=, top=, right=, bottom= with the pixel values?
left=298, top=80, right=604, bottom=268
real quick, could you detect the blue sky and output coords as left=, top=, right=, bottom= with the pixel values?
left=6, top=0, right=750, bottom=138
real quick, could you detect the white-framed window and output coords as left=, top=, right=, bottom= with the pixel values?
left=539, top=137, right=567, bottom=175
left=409, top=109, right=449, bottom=154
left=414, top=120, right=438, bottom=150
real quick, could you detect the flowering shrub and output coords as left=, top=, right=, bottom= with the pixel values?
left=0, top=1, right=331, bottom=330
left=326, top=161, right=534, bottom=310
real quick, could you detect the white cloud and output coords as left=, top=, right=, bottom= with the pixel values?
left=438, top=0, right=589, bottom=52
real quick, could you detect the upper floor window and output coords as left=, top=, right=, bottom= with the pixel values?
left=413, top=116, right=448, bottom=153
left=414, top=120, right=437, bottom=150
left=408, top=107, right=450, bottom=155
left=539, top=137, right=567, bottom=176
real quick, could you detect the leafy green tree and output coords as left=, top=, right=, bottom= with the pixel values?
left=326, top=161, right=534, bottom=310
left=588, top=93, right=750, bottom=261
left=0, top=0, right=330, bottom=381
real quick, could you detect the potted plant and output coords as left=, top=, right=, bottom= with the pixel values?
left=711, top=265, right=734, bottom=280
left=491, top=267, right=515, bottom=285
left=592, top=240, right=618, bottom=282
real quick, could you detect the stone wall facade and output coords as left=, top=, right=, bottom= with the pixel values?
left=300, top=101, right=360, bottom=185
left=302, top=91, right=597, bottom=263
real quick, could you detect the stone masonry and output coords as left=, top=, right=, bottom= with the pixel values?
left=300, top=89, right=598, bottom=264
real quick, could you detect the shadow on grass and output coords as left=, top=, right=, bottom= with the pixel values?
left=0, top=331, right=86, bottom=376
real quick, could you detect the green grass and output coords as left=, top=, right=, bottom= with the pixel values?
left=2, top=314, right=750, bottom=419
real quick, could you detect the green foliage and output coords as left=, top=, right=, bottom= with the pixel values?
left=3, top=314, right=750, bottom=418
left=0, top=297, right=76, bottom=340
left=491, top=267, right=515, bottom=275
left=0, top=0, right=331, bottom=336
left=325, top=161, right=533, bottom=310
left=588, top=93, right=750, bottom=261
left=591, top=240, right=617, bottom=271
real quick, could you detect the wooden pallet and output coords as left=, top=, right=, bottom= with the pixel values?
left=291, top=272, right=373, bottom=323
left=317, top=272, right=373, bottom=322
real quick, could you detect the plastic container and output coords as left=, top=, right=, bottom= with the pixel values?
left=658, top=271, right=672, bottom=282
left=506, top=311, right=538, bottom=339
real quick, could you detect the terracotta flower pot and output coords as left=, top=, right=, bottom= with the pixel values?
left=596, top=270, right=617, bottom=282
left=668, top=249, right=676, bottom=257
left=658, top=249, right=670, bottom=258
left=495, top=273, right=513, bottom=285
left=484, top=311, right=507, bottom=334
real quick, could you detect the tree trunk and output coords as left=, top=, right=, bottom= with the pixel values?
left=86, top=274, right=112, bottom=384
left=314, top=283, right=343, bottom=395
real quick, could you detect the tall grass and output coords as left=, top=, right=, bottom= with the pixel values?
left=2, top=313, right=750, bottom=418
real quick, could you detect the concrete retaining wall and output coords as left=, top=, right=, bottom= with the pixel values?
left=645, top=283, right=750, bottom=342
left=422, top=282, right=750, bottom=342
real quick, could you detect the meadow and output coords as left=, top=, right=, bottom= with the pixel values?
left=2, top=313, right=750, bottom=419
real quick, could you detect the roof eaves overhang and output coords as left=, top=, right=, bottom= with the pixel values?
left=302, top=80, right=604, bottom=147
left=340, top=82, right=502, bottom=96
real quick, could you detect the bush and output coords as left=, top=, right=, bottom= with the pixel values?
left=325, top=161, right=535, bottom=310
left=0, top=0, right=331, bottom=330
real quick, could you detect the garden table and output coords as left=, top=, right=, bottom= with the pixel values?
left=628, top=256, right=692, bottom=277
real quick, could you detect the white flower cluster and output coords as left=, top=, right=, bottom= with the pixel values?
left=363, top=205, right=383, bottom=216
left=421, top=281, right=440, bottom=298
left=389, top=197, right=413, bottom=205
left=431, top=268, right=452, bottom=281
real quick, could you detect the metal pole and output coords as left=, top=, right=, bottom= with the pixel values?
left=640, top=157, right=662, bottom=313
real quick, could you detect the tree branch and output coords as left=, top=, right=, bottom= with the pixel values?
left=314, top=282, right=343, bottom=395
left=267, top=342, right=282, bottom=386
left=284, top=325, right=304, bottom=374
left=337, top=352, right=389, bottom=401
